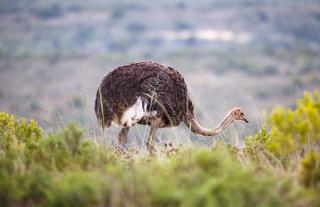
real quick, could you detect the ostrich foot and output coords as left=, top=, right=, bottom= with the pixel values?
left=146, top=140, right=157, bottom=156
left=114, top=145, right=128, bottom=156
left=164, top=142, right=179, bottom=156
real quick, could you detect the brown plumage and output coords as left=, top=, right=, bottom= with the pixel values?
left=95, top=61, right=248, bottom=152
left=95, top=61, right=188, bottom=128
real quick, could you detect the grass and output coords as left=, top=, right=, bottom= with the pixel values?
left=0, top=91, right=320, bottom=207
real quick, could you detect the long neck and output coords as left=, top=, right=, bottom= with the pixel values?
left=184, top=105, right=234, bottom=136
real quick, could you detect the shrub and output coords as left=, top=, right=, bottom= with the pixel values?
left=267, top=90, right=320, bottom=157
left=0, top=112, right=43, bottom=150
left=247, top=90, right=320, bottom=163
left=33, top=3, right=63, bottom=19
left=299, top=151, right=320, bottom=189
left=47, top=171, right=109, bottom=207
left=0, top=105, right=319, bottom=207
left=127, top=23, right=146, bottom=33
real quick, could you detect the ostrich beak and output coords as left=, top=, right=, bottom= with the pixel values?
left=242, top=117, right=249, bottom=123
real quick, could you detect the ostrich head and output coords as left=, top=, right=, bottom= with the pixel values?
left=228, top=107, right=249, bottom=123
left=213, top=107, right=248, bottom=132
left=185, top=106, right=248, bottom=136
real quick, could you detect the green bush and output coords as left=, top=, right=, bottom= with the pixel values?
left=47, top=171, right=109, bottom=207
left=0, top=112, right=42, bottom=151
left=299, top=151, right=320, bottom=189
left=247, top=90, right=320, bottom=162
left=268, top=90, right=320, bottom=156
left=1, top=97, right=320, bottom=207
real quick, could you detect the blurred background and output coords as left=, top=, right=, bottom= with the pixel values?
left=0, top=0, right=319, bottom=146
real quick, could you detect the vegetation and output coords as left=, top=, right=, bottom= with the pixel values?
left=247, top=91, right=320, bottom=162
left=1, top=1, right=319, bottom=205
left=0, top=91, right=319, bottom=207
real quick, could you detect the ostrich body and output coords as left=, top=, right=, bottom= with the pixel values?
left=95, top=61, right=248, bottom=151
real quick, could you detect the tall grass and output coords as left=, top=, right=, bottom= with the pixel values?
left=0, top=91, right=319, bottom=207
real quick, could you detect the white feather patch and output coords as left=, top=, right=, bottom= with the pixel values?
left=120, top=97, right=157, bottom=127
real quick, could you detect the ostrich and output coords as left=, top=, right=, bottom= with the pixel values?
left=95, top=61, right=248, bottom=151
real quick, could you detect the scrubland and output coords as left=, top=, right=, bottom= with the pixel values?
left=0, top=91, right=319, bottom=207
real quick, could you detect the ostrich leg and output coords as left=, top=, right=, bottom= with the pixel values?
left=146, top=117, right=161, bottom=154
left=146, top=126, right=157, bottom=154
left=117, top=127, right=130, bottom=147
